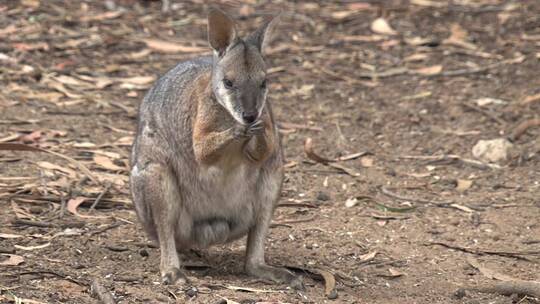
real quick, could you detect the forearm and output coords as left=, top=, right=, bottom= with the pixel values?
left=243, top=130, right=274, bottom=163
left=193, top=128, right=236, bottom=165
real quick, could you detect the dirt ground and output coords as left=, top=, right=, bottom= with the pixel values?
left=1, top=0, right=539, bottom=303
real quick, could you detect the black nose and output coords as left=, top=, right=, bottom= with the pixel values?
left=242, top=112, right=257, bottom=124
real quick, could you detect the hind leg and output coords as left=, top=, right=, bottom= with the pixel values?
left=131, top=162, right=190, bottom=285
left=244, top=171, right=304, bottom=289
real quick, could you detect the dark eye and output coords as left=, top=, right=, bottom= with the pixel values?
left=261, top=79, right=267, bottom=89
left=223, top=78, right=233, bottom=89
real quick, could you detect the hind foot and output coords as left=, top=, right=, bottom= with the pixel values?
left=161, top=267, right=189, bottom=285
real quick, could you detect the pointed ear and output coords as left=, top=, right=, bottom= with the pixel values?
left=246, top=14, right=281, bottom=55
left=207, top=8, right=237, bottom=56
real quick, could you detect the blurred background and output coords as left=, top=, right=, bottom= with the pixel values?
left=0, top=1, right=539, bottom=303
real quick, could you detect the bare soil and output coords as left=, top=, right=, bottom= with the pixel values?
left=1, top=1, right=539, bottom=303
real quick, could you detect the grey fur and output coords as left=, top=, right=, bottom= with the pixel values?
left=130, top=8, right=302, bottom=288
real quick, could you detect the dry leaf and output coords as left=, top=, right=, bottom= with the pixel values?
left=522, top=93, right=540, bottom=105
left=142, top=39, right=207, bottom=54
left=443, top=23, right=476, bottom=50
left=81, top=11, right=123, bottom=22
left=225, top=286, right=278, bottom=293
left=0, top=254, right=24, bottom=266
left=412, top=65, right=443, bottom=76
left=466, top=256, right=515, bottom=281
left=347, top=2, right=373, bottom=10
left=66, top=197, right=107, bottom=219
left=304, top=138, right=333, bottom=164
left=114, top=136, right=134, bottom=146
left=128, top=49, right=152, bottom=59
left=45, top=80, right=83, bottom=99
left=331, top=11, right=357, bottom=20
left=314, top=269, right=337, bottom=299
left=37, top=161, right=78, bottom=178
left=411, top=0, right=446, bottom=7
left=93, top=155, right=125, bottom=171
left=13, top=42, right=49, bottom=51
left=345, top=197, right=358, bottom=208
left=337, top=151, right=368, bottom=161
left=116, top=76, right=156, bottom=85
left=388, top=268, right=405, bottom=277
left=14, top=242, right=51, bottom=251
left=73, top=142, right=96, bottom=148
left=292, top=84, right=315, bottom=97
left=25, top=91, right=64, bottom=103
left=339, top=35, right=385, bottom=42
left=404, top=37, right=436, bottom=46
left=0, top=233, right=24, bottom=239
left=328, top=162, right=361, bottom=176
left=304, top=138, right=365, bottom=165
left=238, top=4, right=254, bottom=17
left=455, top=179, right=473, bottom=192
left=359, top=250, right=378, bottom=263
left=406, top=172, right=432, bottom=178
left=371, top=18, right=397, bottom=35
left=52, top=75, right=93, bottom=89
left=67, top=197, right=106, bottom=219
left=360, top=156, right=374, bottom=167
left=450, top=203, right=475, bottom=213
left=476, top=97, right=508, bottom=106
left=93, top=171, right=128, bottom=187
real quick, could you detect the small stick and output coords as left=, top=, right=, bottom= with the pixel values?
left=89, top=222, right=122, bottom=237
left=90, top=184, right=111, bottom=211
left=426, top=241, right=540, bottom=259
left=272, top=215, right=317, bottom=226
left=461, top=102, right=506, bottom=125
left=433, top=56, right=525, bottom=77
left=0, top=143, right=97, bottom=183
left=399, top=154, right=498, bottom=170
left=18, top=270, right=87, bottom=286
left=278, top=202, right=319, bottom=209
left=509, top=118, right=540, bottom=142
left=468, top=281, right=540, bottom=299
left=11, top=219, right=57, bottom=228
left=91, top=279, right=116, bottom=304
left=380, top=186, right=451, bottom=207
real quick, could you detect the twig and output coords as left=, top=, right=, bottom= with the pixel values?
left=509, top=118, right=540, bottom=142
left=315, top=66, right=378, bottom=86
left=272, top=215, right=317, bottom=226
left=0, top=143, right=97, bottom=183
left=12, top=219, right=57, bottom=228
left=426, top=241, right=540, bottom=259
left=18, top=270, right=87, bottom=286
left=315, top=269, right=338, bottom=299
left=468, top=281, right=540, bottom=299
left=461, top=103, right=506, bottom=125
left=433, top=56, right=525, bottom=77
left=399, top=154, right=499, bottom=170
left=89, top=222, right=123, bottom=237
left=380, top=186, right=452, bottom=207
left=279, top=122, right=323, bottom=132
left=90, top=184, right=112, bottom=211
left=91, top=279, right=116, bottom=304
left=278, top=202, right=319, bottom=209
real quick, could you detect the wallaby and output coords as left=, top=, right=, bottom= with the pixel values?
left=130, top=8, right=302, bottom=288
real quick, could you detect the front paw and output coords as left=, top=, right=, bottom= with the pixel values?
left=245, top=264, right=304, bottom=290
left=233, top=120, right=264, bottom=139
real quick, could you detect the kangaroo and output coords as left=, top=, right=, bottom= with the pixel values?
left=130, top=8, right=302, bottom=288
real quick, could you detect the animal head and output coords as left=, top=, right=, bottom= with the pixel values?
left=207, top=8, right=280, bottom=125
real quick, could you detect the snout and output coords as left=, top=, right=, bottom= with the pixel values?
left=242, top=112, right=258, bottom=124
